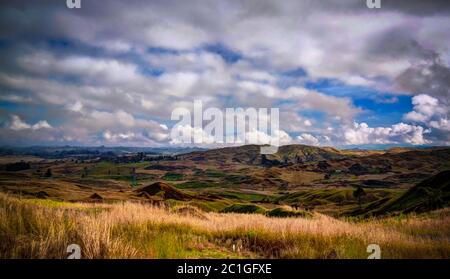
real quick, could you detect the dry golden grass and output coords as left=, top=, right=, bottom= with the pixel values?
left=280, top=170, right=324, bottom=185
left=0, top=193, right=449, bottom=259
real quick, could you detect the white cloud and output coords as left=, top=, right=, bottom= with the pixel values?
left=344, top=122, right=430, bottom=145
left=304, top=120, right=312, bottom=127
left=9, top=115, right=31, bottom=131
left=9, top=115, right=52, bottom=131
left=158, top=72, right=200, bottom=97
left=244, top=128, right=292, bottom=146
left=169, top=124, right=216, bottom=145
left=32, top=120, right=52, bottom=130
left=284, top=87, right=361, bottom=123
left=103, top=130, right=136, bottom=141
left=1, top=47, right=364, bottom=146
left=297, top=133, right=320, bottom=146
left=404, top=94, right=447, bottom=123
left=68, top=101, right=83, bottom=112
left=169, top=124, right=292, bottom=147
left=403, top=94, right=450, bottom=143
left=19, top=52, right=141, bottom=85
left=429, top=118, right=450, bottom=131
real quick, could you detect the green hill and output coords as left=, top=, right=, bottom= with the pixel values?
left=372, top=170, right=450, bottom=215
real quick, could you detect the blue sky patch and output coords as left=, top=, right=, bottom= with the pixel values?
left=203, top=43, right=242, bottom=64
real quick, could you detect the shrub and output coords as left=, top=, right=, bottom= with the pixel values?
left=221, top=204, right=266, bottom=214
left=5, top=161, right=30, bottom=172
left=266, top=208, right=312, bottom=218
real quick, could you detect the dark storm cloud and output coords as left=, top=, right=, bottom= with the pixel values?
left=363, top=19, right=449, bottom=105
left=325, top=0, right=450, bottom=15
left=367, top=27, right=437, bottom=61
left=396, top=59, right=450, bottom=104
left=382, top=0, right=450, bottom=16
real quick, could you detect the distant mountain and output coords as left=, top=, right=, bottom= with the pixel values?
left=263, top=145, right=344, bottom=165
left=0, top=146, right=206, bottom=158
left=180, top=144, right=450, bottom=167
left=180, top=144, right=344, bottom=166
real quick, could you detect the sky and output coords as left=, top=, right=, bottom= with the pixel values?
left=0, top=0, right=449, bottom=148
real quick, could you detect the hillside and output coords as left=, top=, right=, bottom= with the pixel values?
left=135, top=182, right=192, bottom=201
left=371, top=170, right=450, bottom=215
left=181, top=144, right=344, bottom=166
left=1, top=144, right=450, bottom=219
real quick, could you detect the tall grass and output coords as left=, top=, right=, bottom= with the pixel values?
left=0, top=193, right=448, bottom=259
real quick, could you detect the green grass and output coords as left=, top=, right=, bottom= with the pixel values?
left=224, top=174, right=252, bottom=183
left=166, top=199, right=233, bottom=212
left=112, top=223, right=213, bottom=258
left=27, top=198, right=76, bottom=208
left=221, top=191, right=273, bottom=202
left=1, top=193, right=449, bottom=259
left=215, top=228, right=369, bottom=258
left=88, top=161, right=149, bottom=176
left=205, top=171, right=227, bottom=178
left=175, top=181, right=219, bottom=189
left=278, top=188, right=402, bottom=207
left=162, top=172, right=184, bottom=181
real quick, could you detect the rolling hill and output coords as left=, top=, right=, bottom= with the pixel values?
left=371, top=170, right=450, bottom=215
left=180, top=144, right=345, bottom=166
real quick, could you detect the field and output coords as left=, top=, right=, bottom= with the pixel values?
left=0, top=145, right=449, bottom=259
left=1, top=193, right=449, bottom=259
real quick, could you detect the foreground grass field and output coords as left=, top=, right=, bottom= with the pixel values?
left=0, top=193, right=449, bottom=259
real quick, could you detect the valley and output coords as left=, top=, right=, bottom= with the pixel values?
left=0, top=144, right=449, bottom=258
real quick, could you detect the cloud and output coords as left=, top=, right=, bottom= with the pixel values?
left=429, top=119, right=450, bottom=132
left=18, top=51, right=142, bottom=85
left=381, top=0, right=450, bottom=16
left=169, top=124, right=216, bottom=145
left=283, top=87, right=361, bottom=124
left=169, top=123, right=292, bottom=147
left=9, top=115, right=52, bottom=131
left=344, top=122, right=430, bottom=145
left=297, top=133, right=320, bottom=146
left=403, top=94, right=450, bottom=143
left=103, top=130, right=136, bottom=142
left=395, top=58, right=450, bottom=103
left=0, top=0, right=448, bottom=147
left=404, top=94, right=448, bottom=123
left=244, top=128, right=292, bottom=146
left=69, top=109, right=170, bottom=144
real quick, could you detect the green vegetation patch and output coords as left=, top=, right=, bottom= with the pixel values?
left=266, top=208, right=312, bottom=218
left=220, top=191, right=272, bottom=202
left=162, top=172, right=184, bottom=181
left=224, top=174, right=252, bottom=183
left=221, top=204, right=266, bottom=214
left=175, top=181, right=218, bottom=189
left=205, top=170, right=227, bottom=178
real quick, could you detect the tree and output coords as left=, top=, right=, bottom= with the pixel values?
left=353, top=186, right=366, bottom=209
left=44, top=168, right=52, bottom=178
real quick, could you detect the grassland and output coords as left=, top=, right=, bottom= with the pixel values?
left=0, top=145, right=449, bottom=259
left=1, top=193, right=449, bottom=259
